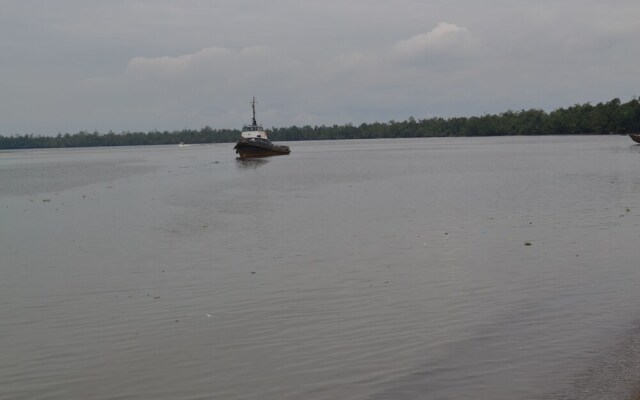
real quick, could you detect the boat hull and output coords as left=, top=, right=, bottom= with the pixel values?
left=234, top=139, right=290, bottom=158
left=629, top=134, right=640, bottom=144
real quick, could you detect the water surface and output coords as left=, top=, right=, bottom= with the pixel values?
left=2, top=136, right=640, bottom=399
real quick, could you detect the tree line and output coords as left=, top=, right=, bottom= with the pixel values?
left=2, top=97, right=639, bottom=149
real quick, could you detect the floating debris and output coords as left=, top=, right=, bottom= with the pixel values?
left=525, top=242, right=532, bottom=246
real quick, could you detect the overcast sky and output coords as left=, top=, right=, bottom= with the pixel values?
left=1, top=0, right=639, bottom=135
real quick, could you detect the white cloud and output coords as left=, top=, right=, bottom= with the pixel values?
left=124, top=46, right=299, bottom=81
left=392, top=22, right=478, bottom=65
left=74, top=46, right=308, bottom=131
left=395, top=23, right=468, bottom=53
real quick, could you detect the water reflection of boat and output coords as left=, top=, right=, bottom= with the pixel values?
left=629, top=134, right=640, bottom=144
left=236, top=158, right=268, bottom=169
left=234, top=98, right=290, bottom=158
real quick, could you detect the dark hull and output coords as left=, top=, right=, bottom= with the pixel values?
left=234, top=139, right=290, bottom=158
left=629, top=134, right=640, bottom=144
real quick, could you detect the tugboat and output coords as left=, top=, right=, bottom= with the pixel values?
left=234, top=98, right=290, bottom=158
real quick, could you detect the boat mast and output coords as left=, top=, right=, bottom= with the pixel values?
left=251, top=97, right=258, bottom=126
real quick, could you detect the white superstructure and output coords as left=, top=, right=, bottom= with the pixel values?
left=240, top=125, right=269, bottom=140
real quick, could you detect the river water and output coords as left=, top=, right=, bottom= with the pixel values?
left=2, top=136, right=640, bottom=399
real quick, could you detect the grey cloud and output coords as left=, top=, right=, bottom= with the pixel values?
left=1, top=1, right=639, bottom=134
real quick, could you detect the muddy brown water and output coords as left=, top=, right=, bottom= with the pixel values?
left=2, top=136, right=640, bottom=399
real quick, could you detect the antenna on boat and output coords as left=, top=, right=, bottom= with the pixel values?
left=251, top=97, right=258, bottom=126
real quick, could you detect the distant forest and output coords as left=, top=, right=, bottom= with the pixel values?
left=1, top=97, right=639, bottom=149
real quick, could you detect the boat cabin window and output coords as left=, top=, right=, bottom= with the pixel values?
left=242, top=125, right=264, bottom=131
